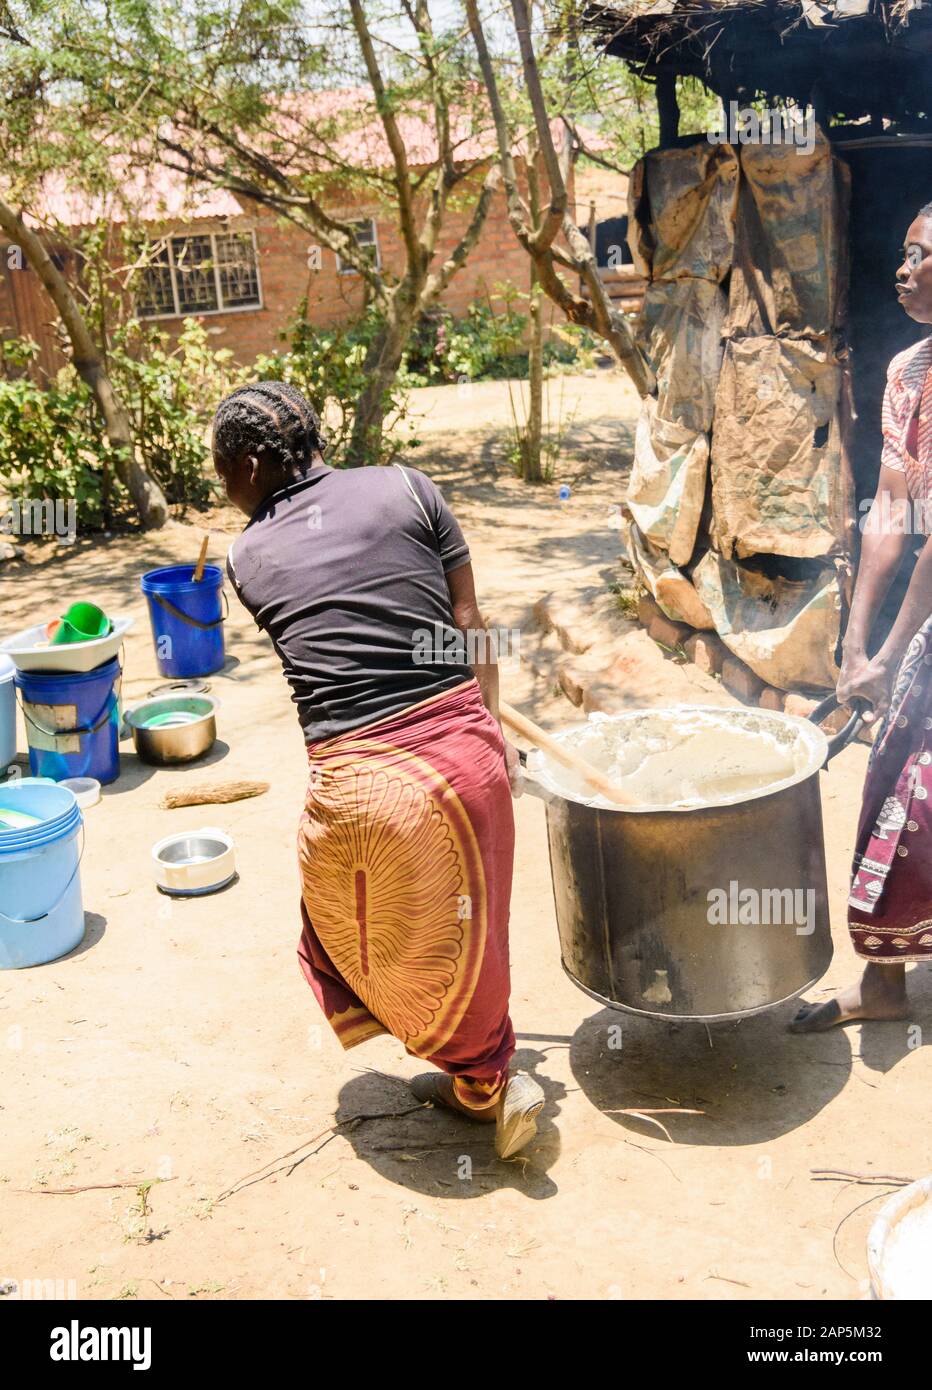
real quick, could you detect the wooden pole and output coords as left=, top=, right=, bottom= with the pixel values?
left=193, top=534, right=209, bottom=583
left=499, top=700, right=636, bottom=806
left=657, top=71, right=680, bottom=148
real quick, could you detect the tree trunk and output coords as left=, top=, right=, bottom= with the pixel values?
left=524, top=263, right=544, bottom=483
left=345, top=287, right=418, bottom=468
left=0, top=198, right=168, bottom=529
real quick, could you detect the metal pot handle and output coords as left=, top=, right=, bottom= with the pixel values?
left=808, top=693, right=866, bottom=765
left=516, top=748, right=557, bottom=804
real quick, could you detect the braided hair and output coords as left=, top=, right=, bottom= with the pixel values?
left=213, top=381, right=327, bottom=477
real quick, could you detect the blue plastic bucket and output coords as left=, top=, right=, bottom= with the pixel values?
left=140, top=564, right=226, bottom=678
left=0, top=779, right=84, bottom=968
left=0, top=653, right=15, bottom=770
left=14, top=657, right=122, bottom=784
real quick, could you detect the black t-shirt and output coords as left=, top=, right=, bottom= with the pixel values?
left=226, top=462, right=473, bottom=742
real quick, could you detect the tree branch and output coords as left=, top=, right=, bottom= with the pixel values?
left=420, top=161, right=501, bottom=306
left=465, top=0, right=533, bottom=251
left=0, top=195, right=168, bottom=527
left=349, top=0, right=421, bottom=268
left=509, top=0, right=566, bottom=254
left=468, top=0, right=654, bottom=397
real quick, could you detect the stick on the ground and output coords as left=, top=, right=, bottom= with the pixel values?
left=161, top=780, right=270, bottom=809
left=16, top=1178, right=175, bottom=1195
left=811, top=1169, right=912, bottom=1185
left=215, top=1106, right=426, bottom=1203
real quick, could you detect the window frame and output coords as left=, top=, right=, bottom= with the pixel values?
left=135, top=228, right=264, bottom=320
left=335, top=217, right=381, bottom=275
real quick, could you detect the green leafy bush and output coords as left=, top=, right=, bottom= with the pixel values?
left=0, top=338, right=120, bottom=530
left=252, top=303, right=417, bottom=468
left=108, top=317, right=237, bottom=509
left=0, top=320, right=237, bottom=532
left=400, top=291, right=601, bottom=387
left=401, top=297, right=525, bottom=386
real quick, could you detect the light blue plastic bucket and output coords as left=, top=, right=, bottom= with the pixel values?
left=14, top=657, right=121, bottom=784
left=0, top=779, right=85, bottom=968
left=0, top=653, right=15, bottom=770
left=140, top=564, right=226, bottom=678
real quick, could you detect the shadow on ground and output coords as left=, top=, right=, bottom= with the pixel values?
left=569, top=971, right=932, bottom=1144
left=335, top=1046, right=564, bottom=1200
left=569, top=1005, right=857, bottom=1146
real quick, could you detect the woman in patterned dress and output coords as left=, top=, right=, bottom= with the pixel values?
left=793, top=202, right=932, bottom=1031
left=213, top=381, right=544, bottom=1155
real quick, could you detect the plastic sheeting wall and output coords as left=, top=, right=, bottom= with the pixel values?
left=624, top=127, right=855, bottom=691
left=625, top=145, right=736, bottom=574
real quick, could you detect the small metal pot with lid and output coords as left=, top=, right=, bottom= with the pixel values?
left=124, top=691, right=218, bottom=765
left=521, top=697, right=863, bottom=1023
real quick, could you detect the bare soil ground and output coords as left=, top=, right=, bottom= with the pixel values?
left=2, top=371, right=930, bottom=1302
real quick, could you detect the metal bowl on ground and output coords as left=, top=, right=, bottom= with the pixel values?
left=868, top=1175, right=932, bottom=1299
left=124, top=695, right=217, bottom=765
left=152, top=826, right=236, bottom=896
left=522, top=698, right=863, bottom=1023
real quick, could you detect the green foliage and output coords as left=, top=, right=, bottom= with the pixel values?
left=0, top=319, right=237, bottom=531
left=108, top=317, right=237, bottom=509
left=400, top=289, right=600, bottom=387
left=253, top=303, right=418, bottom=468
left=0, top=339, right=119, bottom=530
left=402, top=300, right=525, bottom=386
left=586, top=69, right=722, bottom=168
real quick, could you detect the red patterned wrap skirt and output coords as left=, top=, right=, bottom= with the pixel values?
left=296, top=678, right=516, bottom=1109
left=849, top=616, right=932, bottom=961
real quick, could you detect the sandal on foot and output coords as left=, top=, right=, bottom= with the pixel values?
left=495, top=1072, right=545, bottom=1159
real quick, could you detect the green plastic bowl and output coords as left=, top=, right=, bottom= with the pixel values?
left=50, top=601, right=112, bottom=646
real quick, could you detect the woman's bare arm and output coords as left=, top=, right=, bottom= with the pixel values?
left=446, top=561, right=521, bottom=788
left=446, top=561, right=499, bottom=720
left=838, top=464, right=917, bottom=718
left=874, top=532, right=932, bottom=669
left=843, top=464, right=913, bottom=658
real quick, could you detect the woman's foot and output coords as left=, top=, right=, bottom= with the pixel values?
left=409, top=1072, right=497, bottom=1123
left=410, top=1070, right=545, bottom=1158
left=789, top=962, right=908, bottom=1032
left=495, top=1072, right=545, bottom=1159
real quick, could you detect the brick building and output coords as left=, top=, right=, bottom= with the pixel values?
left=0, top=97, right=587, bottom=377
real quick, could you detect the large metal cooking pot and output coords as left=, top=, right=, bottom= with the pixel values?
left=522, top=697, right=863, bottom=1022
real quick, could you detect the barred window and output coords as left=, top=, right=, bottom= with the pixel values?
left=138, top=244, right=175, bottom=317
left=336, top=218, right=381, bottom=274
left=137, top=231, right=262, bottom=318
left=215, top=232, right=261, bottom=307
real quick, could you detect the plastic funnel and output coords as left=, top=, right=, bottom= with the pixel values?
left=50, top=602, right=111, bottom=646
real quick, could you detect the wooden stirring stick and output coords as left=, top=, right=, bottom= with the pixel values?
left=192, top=534, right=209, bottom=583
left=499, top=700, right=636, bottom=807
